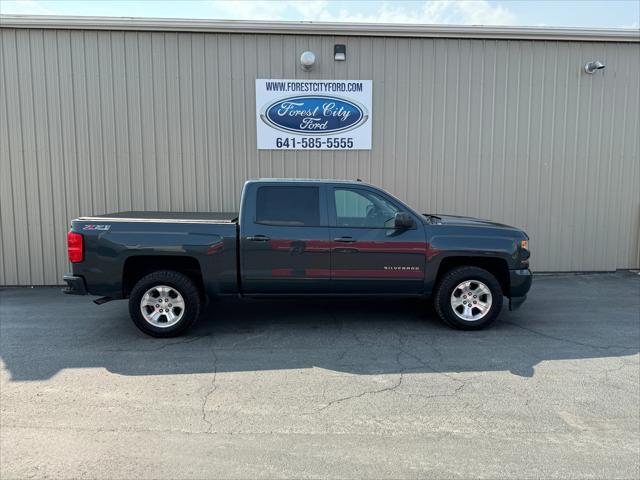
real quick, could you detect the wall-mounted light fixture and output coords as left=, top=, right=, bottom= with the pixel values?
left=584, top=60, right=605, bottom=74
left=334, top=44, right=346, bottom=61
left=300, top=51, right=316, bottom=71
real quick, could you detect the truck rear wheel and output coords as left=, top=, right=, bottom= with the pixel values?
left=128, top=270, right=201, bottom=337
left=434, top=266, right=503, bottom=330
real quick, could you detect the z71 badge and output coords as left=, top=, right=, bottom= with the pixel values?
left=82, top=224, right=111, bottom=231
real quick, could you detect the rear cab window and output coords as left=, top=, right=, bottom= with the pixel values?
left=255, top=186, right=320, bottom=226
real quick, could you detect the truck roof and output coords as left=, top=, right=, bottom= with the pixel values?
left=251, top=178, right=370, bottom=185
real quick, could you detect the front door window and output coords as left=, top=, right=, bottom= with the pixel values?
left=334, top=188, right=399, bottom=229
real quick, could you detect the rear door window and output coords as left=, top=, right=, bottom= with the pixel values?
left=256, top=186, right=320, bottom=226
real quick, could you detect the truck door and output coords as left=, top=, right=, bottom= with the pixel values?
left=328, top=186, right=426, bottom=294
left=240, top=183, right=331, bottom=293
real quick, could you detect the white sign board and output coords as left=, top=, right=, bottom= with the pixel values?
left=255, top=79, right=372, bottom=150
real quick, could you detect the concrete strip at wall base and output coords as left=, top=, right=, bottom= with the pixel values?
left=0, top=18, right=639, bottom=285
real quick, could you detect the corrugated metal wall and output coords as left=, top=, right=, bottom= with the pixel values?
left=1, top=27, right=639, bottom=285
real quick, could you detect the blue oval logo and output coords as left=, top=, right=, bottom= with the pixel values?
left=261, top=96, right=367, bottom=135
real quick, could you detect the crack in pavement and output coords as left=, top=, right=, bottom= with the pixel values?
left=223, top=329, right=272, bottom=350
left=312, top=352, right=406, bottom=413
left=403, top=381, right=467, bottom=401
left=309, top=325, right=474, bottom=414
left=309, top=321, right=477, bottom=414
left=501, top=321, right=637, bottom=352
left=103, top=335, right=210, bottom=352
left=394, top=328, right=473, bottom=389
left=597, top=359, right=639, bottom=395
left=200, top=335, right=219, bottom=434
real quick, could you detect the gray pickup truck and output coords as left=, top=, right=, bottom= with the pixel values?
left=64, top=179, right=532, bottom=337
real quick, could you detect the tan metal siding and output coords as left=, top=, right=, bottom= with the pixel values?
left=0, top=28, right=638, bottom=285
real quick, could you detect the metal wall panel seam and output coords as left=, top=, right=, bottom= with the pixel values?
left=0, top=32, right=18, bottom=283
left=19, top=30, right=43, bottom=282
left=43, top=30, right=68, bottom=282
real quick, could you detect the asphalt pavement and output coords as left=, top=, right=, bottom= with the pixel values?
left=1, top=272, right=639, bottom=479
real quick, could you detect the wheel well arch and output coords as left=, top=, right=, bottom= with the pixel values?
left=122, top=255, right=205, bottom=298
left=435, top=256, right=510, bottom=296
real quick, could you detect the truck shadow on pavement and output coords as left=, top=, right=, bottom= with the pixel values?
left=1, top=272, right=638, bottom=381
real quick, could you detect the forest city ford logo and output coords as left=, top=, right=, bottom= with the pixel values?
left=260, top=96, right=368, bottom=135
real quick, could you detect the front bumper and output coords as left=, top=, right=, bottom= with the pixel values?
left=508, top=268, right=532, bottom=310
left=62, top=274, right=87, bottom=295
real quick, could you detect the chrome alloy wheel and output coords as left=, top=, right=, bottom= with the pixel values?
left=140, top=285, right=185, bottom=328
left=450, top=280, right=493, bottom=322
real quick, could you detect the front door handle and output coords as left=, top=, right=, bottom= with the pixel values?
left=246, top=235, right=271, bottom=242
left=334, top=236, right=356, bottom=243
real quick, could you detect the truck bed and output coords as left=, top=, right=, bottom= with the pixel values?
left=81, top=211, right=238, bottom=223
left=71, top=210, right=239, bottom=297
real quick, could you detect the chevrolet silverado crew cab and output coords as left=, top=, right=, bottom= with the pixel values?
left=64, top=179, right=532, bottom=337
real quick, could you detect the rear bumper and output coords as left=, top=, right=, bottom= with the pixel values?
left=508, top=268, right=532, bottom=310
left=62, top=274, right=87, bottom=295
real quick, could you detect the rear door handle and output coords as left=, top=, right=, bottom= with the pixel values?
left=334, top=236, right=356, bottom=243
left=246, top=235, right=271, bottom=242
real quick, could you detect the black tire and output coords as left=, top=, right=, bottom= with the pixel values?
left=128, top=270, right=202, bottom=338
left=434, top=266, right=503, bottom=330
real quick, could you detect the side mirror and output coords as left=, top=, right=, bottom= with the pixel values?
left=394, top=212, right=415, bottom=229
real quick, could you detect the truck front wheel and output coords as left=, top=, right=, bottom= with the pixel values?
left=128, top=270, right=202, bottom=337
left=434, top=266, right=503, bottom=330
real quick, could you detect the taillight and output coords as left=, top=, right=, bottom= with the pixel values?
left=68, top=231, right=84, bottom=263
